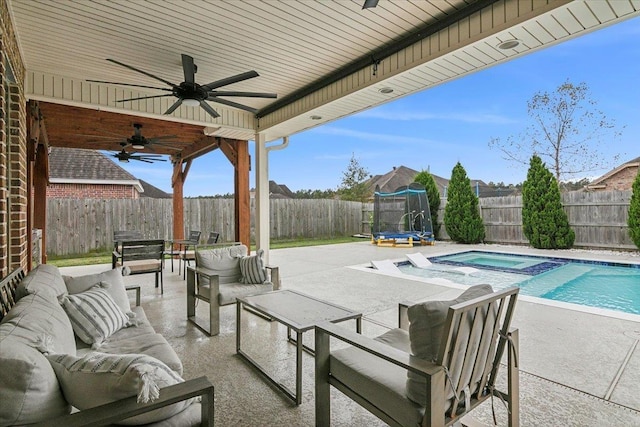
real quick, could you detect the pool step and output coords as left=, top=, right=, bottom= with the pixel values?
left=517, top=264, right=593, bottom=297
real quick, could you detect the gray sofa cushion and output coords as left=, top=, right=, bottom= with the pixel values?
left=0, top=292, right=76, bottom=425
left=95, top=333, right=184, bottom=376
left=330, top=328, right=424, bottom=427
left=406, top=284, right=493, bottom=406
left=20, top=263, right=68, bottom=297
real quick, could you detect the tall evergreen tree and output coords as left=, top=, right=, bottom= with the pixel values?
left=628, top=171, right=640, bottom=249
left=443, top=162, right=485, bottom=243
left=522, top=155, right=575, bottom=249
left=414, top=170, right=441, bottom=239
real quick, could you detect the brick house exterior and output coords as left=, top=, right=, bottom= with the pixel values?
left=585, top=157, right=640, bottom=192
left=48, top=147, right=144, bottom=199
left=1, top=2, right=28, bottom=276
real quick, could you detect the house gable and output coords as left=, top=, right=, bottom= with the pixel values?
left=48, top=147, right=143, bottom=199
left=586, top=157, right=640, bottom=192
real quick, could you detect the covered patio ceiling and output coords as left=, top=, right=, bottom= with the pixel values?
left=9, top=0, right=640, bottom=149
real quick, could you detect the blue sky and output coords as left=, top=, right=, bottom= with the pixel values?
left=117, top=16, right=640, bottom=197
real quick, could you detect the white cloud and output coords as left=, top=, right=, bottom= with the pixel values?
left=311, top=126, right=450, bottom=147
left=354, top=109, right=517, bottom=124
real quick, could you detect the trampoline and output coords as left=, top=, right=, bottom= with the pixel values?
left=371, top=182, right=435, bottom=247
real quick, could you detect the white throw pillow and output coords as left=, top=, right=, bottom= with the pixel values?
left=46, top=352, right=194, bottom=425
left=64, top=268, right=132, bottom=315
left=239, top=249, right=267, bottom=284
left=59, top=286, right=132, bottom=347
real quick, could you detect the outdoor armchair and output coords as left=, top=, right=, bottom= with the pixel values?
left=112, top=239, right=165, bottom=293
left=179, top=230, right=202, bottom=279
left=315, top=286, right=519, bottom=427
left=186, top=244, right=280, bottom=336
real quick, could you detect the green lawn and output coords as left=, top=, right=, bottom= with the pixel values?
left=48, top=236, right=367, bottom=268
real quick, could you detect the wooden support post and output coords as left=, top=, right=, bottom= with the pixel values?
left=33, top=144, right=48, bottom=264
left=220, top=139, right=251, bottom=250
left=172, top=159, right=185, bottom=242
left=235, top=140, right=250, bottom=249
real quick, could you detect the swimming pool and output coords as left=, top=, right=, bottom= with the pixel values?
left=397, top=251, right=640, bottom=315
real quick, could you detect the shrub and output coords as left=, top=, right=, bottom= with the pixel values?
left=414, top=170, right=441, bottom=239
left=522, top=155, right=575, bottom=249
left=629, top=171, right=640, bottom=249
left=443, top=162, right=485, bottom=243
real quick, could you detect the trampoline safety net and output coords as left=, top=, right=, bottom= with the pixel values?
left=372, top=182, right=434, bottom=244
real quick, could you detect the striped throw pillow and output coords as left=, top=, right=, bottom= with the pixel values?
left=59, top=287, right=130, bottom=346
left=239, top=249, right=267, bottom=284
left=46, top=352, right=193, bottom=425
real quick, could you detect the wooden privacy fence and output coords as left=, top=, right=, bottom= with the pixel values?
left=46, top=198, right=365, bottom=257
left=46, top=191, right=636, bottom=256
left=436, top=190, right=635, bottom=250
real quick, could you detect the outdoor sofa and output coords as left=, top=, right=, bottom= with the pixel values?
left=0, top=264, right=213, bottom=426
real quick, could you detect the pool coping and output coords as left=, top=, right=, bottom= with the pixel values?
left=351, top=249, right=640, bottom=323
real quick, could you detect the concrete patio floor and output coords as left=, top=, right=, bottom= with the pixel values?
left=59, top=241, right=640, bottom=426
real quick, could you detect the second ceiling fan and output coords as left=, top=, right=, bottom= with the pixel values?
left=89, top=54, right=277, bottom=118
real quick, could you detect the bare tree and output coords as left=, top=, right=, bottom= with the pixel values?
left=489, top=80, right=624, bottom=183
left=338, top=153, right=370, bottom=202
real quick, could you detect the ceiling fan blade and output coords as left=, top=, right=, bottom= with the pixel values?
left=201, top=70, right=260, bottom=91
left=207, top=97, right=257, bottom=114
left=199, top=101, right=220, bottom=118
left=136, top=154, right=165, bottom=159
left=86, top=80, right=172, bottom=91
left=164, top=99, right=183, bottom=115
left=208, top=91, right=277, bottom=98
left=182, top=54, right=196, bottom=84
left=362, top=0, right=379, bottom=9
left=106, top=58, right=177, bottom=87
left=135, top=158, right=154, bottom=163
left=145, top=141, right=181, bottom=150
left=148, top=135, right=178, bottom=141
left=116, top=94, right=175, bottom=102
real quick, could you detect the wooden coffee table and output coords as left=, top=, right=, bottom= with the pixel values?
left=236, top=289, right=362, bottom=405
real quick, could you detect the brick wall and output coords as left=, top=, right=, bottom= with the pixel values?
left=48, top=183, right=139, bottom=199
left=1, top=1, right=28, bottom=276
left=599, top=166, right=639, bottom=191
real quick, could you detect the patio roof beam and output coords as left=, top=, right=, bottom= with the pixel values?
left=256, top=0, right=499, bottom=118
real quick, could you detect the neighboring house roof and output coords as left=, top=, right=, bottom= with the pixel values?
left=585, top=156, right=640, bottom=191
left=269, top=180, right=295, bottom=199
left=365, top=165, right=517, bottom=198
left=139, top=179, right=172, bottom=199
left=48, top=147, right=142, bottom=192
left=250, top=180, right=295, bottom=199
left=366, top=166, right=422, bottom=193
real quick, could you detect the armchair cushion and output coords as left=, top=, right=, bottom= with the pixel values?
left=406, top=284, right=493, bottom=405
left=64, top=267, right=132, bottom=315
left=330, top=328, right=424, bottom=427
left=195, top=244, right=247, bottom=284
left=46, top=352, right=194, bottom=425
left=59, top=286, right=132, bottom=347
left=239, top=249, right=267, bottom=284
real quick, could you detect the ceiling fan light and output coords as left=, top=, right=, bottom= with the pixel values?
left=182, top=98, right=200, bottom=107
left=119, top=158, right=129, bottom=163
left=131, top=143, right=145, bottom=149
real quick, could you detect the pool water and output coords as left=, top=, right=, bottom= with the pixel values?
left=398, top=251, right=640, bottom=315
